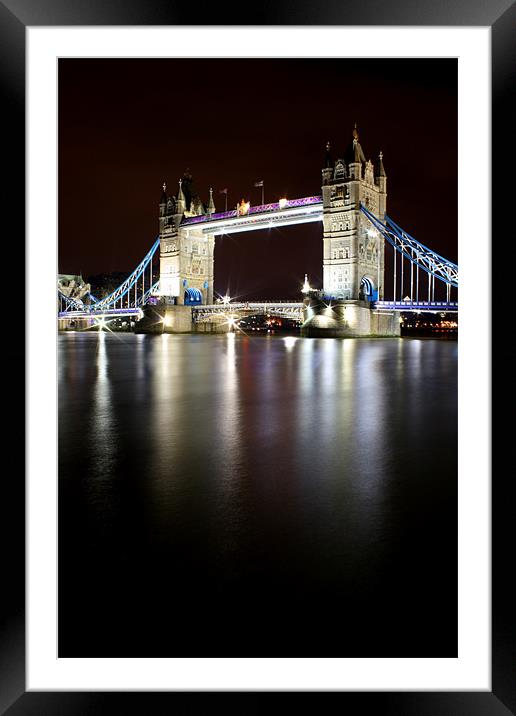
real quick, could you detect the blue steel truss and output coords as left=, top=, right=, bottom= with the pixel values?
left=59, top=238, right=160, bottom=316
left=360, top=204, right=458, bottom=288
left=135, top=280, right=160, bottom=308
left=58, top=290, right=85, bottom=311
left=91, top=238, right=160, bottom=311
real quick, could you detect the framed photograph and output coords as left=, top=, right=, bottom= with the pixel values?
left=2, top=0, right=511, bottom=712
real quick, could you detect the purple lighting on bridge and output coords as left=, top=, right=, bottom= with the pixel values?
left=180, top=196, right=323, bottom=226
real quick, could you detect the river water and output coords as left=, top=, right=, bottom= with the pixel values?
left=58, top=333, right=457, bottom=657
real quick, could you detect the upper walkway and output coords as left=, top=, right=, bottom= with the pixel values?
left=179, top=196, right=323, bottom=235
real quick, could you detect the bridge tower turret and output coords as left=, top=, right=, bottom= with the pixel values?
left=321, top=141, right=334, bottom=185
left=322, top=125, right=386, bottom=301
left=375, top=150, right=387, bottom=218
left=176, top=178, right=186, bottom=215
left=159, top=181, right=168, bottom=233
left=207, top=187, right=216, bottom=215
left=158, top=180, right=181, bottom=299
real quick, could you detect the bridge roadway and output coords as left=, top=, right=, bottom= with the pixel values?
left=193, top=300, right=459, bottom=323
left=58, top=307, right=143, bottom=320
left=58, top=301, right=459, bottom=324
left=193, top=302, right=305, bottom=322
left=374, top=301, right=458, bottom=313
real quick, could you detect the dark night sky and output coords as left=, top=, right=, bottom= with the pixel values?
left=58, top=58, right=457, bottom=301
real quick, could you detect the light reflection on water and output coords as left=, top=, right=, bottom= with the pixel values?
left=58, top=332, right=458, bottom=656
left=91, top=333, right=116, bottom=476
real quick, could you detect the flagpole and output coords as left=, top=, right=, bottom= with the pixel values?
left=254, top=180, right=264, bottom=206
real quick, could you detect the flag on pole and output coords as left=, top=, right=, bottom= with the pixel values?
left=219, top=188, right=228, bottom=211
left=254, top=180, right=264, bottom=187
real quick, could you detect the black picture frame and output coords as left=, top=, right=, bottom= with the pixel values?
left=2, top=1, right=512, bottom=712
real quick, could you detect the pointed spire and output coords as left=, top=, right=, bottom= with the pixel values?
left=177, top=177, right=186, bottom=204
left=160, top=180, right=167, bottom=204
left=207, top=187, right=216, bottom=214
left=376, top=150, right=386, bottom=177
left=324, top=140, right=334, bottom=168
left=346, top=123, right=366, bottom=165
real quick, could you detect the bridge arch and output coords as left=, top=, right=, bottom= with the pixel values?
left=184, top=287, right=203, bottom=305
left=359, top=276, right=377, bottom=302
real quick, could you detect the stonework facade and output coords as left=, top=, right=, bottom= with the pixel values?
left=322, top=127, right=387, bottom=301
left=158, top=172, right=216, bottom=305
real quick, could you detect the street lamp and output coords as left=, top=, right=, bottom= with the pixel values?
left=301, top=274, right=312, bottom=294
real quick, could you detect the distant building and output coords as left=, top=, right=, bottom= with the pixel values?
left=58, top=274, right=91, bottom=302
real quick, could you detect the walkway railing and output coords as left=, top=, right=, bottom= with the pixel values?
left=374, top=301, right=459, bottom=313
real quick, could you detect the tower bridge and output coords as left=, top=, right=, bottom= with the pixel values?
left=58, top=125, right=459, bottom=337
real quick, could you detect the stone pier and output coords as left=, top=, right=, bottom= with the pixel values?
left=135, top=303, right=231, bottom=334
left=301, top=298, right=400, bottom=338
left=135, top=304, right=191, bottom=334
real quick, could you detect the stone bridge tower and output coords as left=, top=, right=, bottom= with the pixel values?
left=158, top=170, right=216, bottom=305
left=321, top=125, right=387, bottom=302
